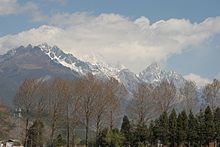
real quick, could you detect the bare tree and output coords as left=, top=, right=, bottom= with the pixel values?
left=153, top=80, right=177, bottom=114
left=68, top=101, right=81, bottom=147
left=180, top=80, right=197, bottom=114
left=45, top=79, right=66, bottom=145
left=203, top=79, right=220, bottom=111
left=128, top=83, right=155, bottom=125
left=57, top=79, right=72, bottom=147
left=67, top=80, right=81, bottom=147
left=105, top=77, right=124, bottom=130
left=0, top=101, right=12, bottom=140
left=14, top=79, right=41, bottom=146
left=76, top=74, right=98, bottom=147
left=33, top=80, right=48, bottom=121
left=92, top=80, right=109, bottom=142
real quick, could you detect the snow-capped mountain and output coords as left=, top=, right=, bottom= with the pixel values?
left=139, top=62, right=164, bottom=84
left=0, top=43, right=188, bottom=103
left=38, top=43, right=120, bottom=80
left=38, top=44, right=186, bottom=91
left=139, top=62, right=186, bottom=88
left=118, top=69, right=141, bottom=93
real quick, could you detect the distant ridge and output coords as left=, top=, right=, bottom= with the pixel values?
left=0, top=43, right=189, bottom=103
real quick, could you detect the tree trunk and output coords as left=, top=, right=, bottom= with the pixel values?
left=110, top=110, right=113, bottom=131
left=67, top=104, right=70, bottom=147
left=51, top=111, right=57, bottom=146
left=71, top=132, right=75, bottom=147
left=51, top=121, right=55, bottom=145
left=24, top=118, right=29, bottom=147
left=86, top=115, right=89, bottom=147
left=96, top=115, right=101, bottom=144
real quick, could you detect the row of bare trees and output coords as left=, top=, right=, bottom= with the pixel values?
left=12, top=72, right=220, bottom=146
left=128, top=80, right=178, bottom=126
left=13, top=74, right=126, bottom=146
left=128, top=78, right=220, bottom=126
left=203, top=79, right=220, bottom=111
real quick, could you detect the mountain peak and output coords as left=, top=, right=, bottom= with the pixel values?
left=38, top=43, right=52, bottom=52
left=138, top=62, right=163, bottom=82
left=2, top=44, right=187, bottom=91
left=0, top=44, right=189, bottom=103
left=36, top=43, right=122, bottom=79
left=146, top=62, right=161, bottom=71
left=138, top=62, right=186, bottom=87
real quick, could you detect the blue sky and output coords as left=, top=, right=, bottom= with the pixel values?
left=1, top=0, right=220, bottom=36
left=0, top=0, right=220, bottom=85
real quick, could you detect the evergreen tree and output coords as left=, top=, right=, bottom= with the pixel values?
left=54, top=134, right=66, bottom=147
left=204, top=106, right=215, bottom=145
left=214, top=107, right=220, bottom=146
left=97, top=128, right=124, bottom=147
left=148, top=120, right=155, bottom=145
left=104, top=128, right=124, bottom=147
left=169, top=109, right=177, bottom=147
left=196, top=109, right=205, bottom=146
left=131, top=123, right=148, bottom=146
left=177, top=110, right=188, bottom=146
left=26, top=120, right=44, bottom=147
left=153, top=119, right=160, bottom=145
left=96, top=128, right=108, bottom=147
left=187, top=110, right=198, bottom=147
left=120, top=115, right=131, bottom=146
left=157, top=111, right=169, bottom=145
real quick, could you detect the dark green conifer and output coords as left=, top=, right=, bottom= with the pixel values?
left=169, top=109, right=177, bottom=146
left=214, top=107, right=220, bottom=146
left=54, top=134, right=66, bottom=147
left=196, top=109, right=205, bottom=146
left=204, top=106, right=215, bottom=145
left=187, top=110, right=198, bottom=147
left=157, top=111, right=169, bottom=145
left=121, top=115, right=131, bottom=146
left=148, top=120, right=155, bottom=145
left=177, top=110, right=188, bottom=146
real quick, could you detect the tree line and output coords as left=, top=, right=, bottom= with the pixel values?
left=0, top=74, right=220, bottom=147
left=118, top=106, right=220, bottom=147
left=12, top=74, right=126, bottom=147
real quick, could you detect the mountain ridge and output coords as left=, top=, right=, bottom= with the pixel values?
left=0, top=43, right=188, bottom=103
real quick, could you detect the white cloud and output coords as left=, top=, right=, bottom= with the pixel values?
left=24, top=2, right=47, bottom=22
left=215, top=73, right=220, bottom=80
left=0, top=0, right=21, bottom=15
left=0, top=0, right=46, bottom=22
left=184, top=73, right=210, bottom=87
left=45, top=0, right=68, bottom=5
left=0, top=13, right=220, bottom=72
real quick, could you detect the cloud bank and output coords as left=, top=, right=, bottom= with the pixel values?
left=0, top=13, right=220, bottom=72
left=0, top=0, right=46, bottom=22
left=184, top=73, right=210, bottom=86
left=46, top=0, right=68, bottom=5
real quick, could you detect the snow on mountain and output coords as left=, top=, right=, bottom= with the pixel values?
left=139, top=62, right=164, bottom=84
left=38, top=43, right=121, bottom=80
left=118, top=69, right=141, bottom=93
left=38, top=43, right=141, bottom=91
left=1, top=43, right=188, bottom=94
left=27, top=43, right=188, bottom=93
left=138, top=62, right=186, bottom=88
left=38, top=43, right=90, bottom=74
left=20, top=44, right=139, bottom=91
left=0, top=43, right=208, bottom=108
